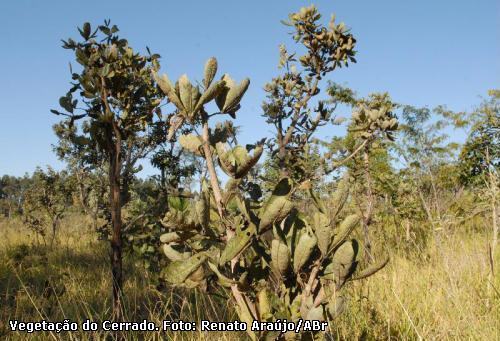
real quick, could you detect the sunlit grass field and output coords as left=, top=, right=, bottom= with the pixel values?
left=1, top=214, right=498, bottom=340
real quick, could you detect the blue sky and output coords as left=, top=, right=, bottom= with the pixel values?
left=0, top=0, right=498, bottom=176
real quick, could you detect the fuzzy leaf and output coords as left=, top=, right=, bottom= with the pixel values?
left=215, top=74, right=233, bottom=111
left=259, top=178, right=293, bottom=231
left=232, top=146, right=249, bottom=164
left=159, top=232, right=181, bottom=243
left=196, top=180, right=210, bottom=230
left=326, top=295, right=345, bottom=319
left=162, top=243, right=190, bottom=261
left=179, top=134, right=203, bottom=155
left=351, top=254, right=389, bottom=281
left=216, top=143, right=263, bottom=179
left=271, top=239, right=290, bottom=276
left=207, top=261, right=236, bottom=288
left=324, top=240, right=358, bottom=289
left=290, top=294, right=302, bottom=320
left=309, top=188, right=327, bottom=214
left=306, top=305, right=324, bottom=321
left=189, top=85, right=201, bottom=118
left=216, top=142, right=237, bottom=176
left=163, top=253, right=207, bottom=284
left=299, top=294, right=314, bottom=320
left=153, top=72, right=185, bottom=112
left=330, top=174, right=349, bottom=219
left=235, top=145, right=263, bottom=178
left=235, top=303, right=257, bottom=341
left=186, top=265, right=205, bottom=283
left=194, top=80, right=225, bottom=113
left=178, top=74, right=193, bottom=112
left=330, top=214, right=359, bottom=252
left=257, top=288, right=271, bottom=320
left=223, top=78, right=250, bottom=112
left=219, top=224, right=256, bottom=265
left=293, top=230, right=317, bottom=273
left=313, top=212, right=331, bottom=256
left=215, top=74, right=249, bottom=114
left=203, top=57, right=218, bottom=88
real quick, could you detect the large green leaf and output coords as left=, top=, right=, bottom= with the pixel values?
left=351, top=254, right=389, bottom=281
left=323, top=240, right=358, bottom=289
left=219, top=224, right=256, bottom=265
left=194, top=80, right=225, bottom=113
left=259, top=178, right=293, bottom=231
left=271, top=239, right=290, bottom=276
left=159, top=232, right=180, bottom=243
left=162, top=243, right=190, bottom=261
left=203, top=57, right=218, bottom=88
left=223, top=78, right=250, bottom=112
left=293, top=230, right=317, bottom=273
left=312, top=212, right=331, bottom=256
left=153, top=72, right=185, bottom=112
left=163, top=253, right=207, bottom=285
left=207, top=261, right=236, bottom=288
left=330, top=214, right=359, bottom=252
left=178, top=74, right=193, bottom=113
left=179, top=134, right=203, bottom=155
left=330, top=174, right=349, bottom=219
left=235, top=145, right=263, bottom=178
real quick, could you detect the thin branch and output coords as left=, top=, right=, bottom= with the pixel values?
left=331, top=138, right=369, bottom=169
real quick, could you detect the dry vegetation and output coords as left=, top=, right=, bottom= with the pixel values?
left=1, top=214, right=498, bottom=340
left=1, top=5, right=498, bottom=341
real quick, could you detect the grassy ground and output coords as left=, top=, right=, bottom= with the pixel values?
left=0, top=214, right=498, bottom=340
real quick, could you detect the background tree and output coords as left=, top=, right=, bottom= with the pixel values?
left=0, top=174, right=31, bottom=218
left=22, top=167, right=72, bottom=246
left=341, top=93, right=398, bottom=262
left=150, top=127, right=199, bottom=196
left=261, top=5, right=357, bottom=183
left=393, top=104, right=464, bottom=234
left=53, top=122, right=108, bottom=232
left=53, top=21, right=164, bottom=319
left=459, top=90, right=499, bottom=184
left=121, top=177, right=168, bottom=274
left=458, top=90, right=499, bottom=295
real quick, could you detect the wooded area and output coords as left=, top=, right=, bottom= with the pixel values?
left=0, top=5, right=498, bottom=340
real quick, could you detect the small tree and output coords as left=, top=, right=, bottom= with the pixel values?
left=394, top=103, right=465, bottom=234
left=22, top=168, right=72, bottom=246
left=261, top=6, right=357, bottom=182
left=155, top=6, right=389, bottom=340
left=150, top=126, right=199, bottom=197
left=343, top=93, right=398, bottom=262
left=53, top=122, right=108, bottom=232
left=459, top=90, right=499, bottom=295
left=53, top=21, right=164, bottom=319
left=459, top=90, right=499, bottom=184
left=0, top=174, right=31, bottom=218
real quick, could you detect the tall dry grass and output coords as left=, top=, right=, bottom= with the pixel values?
left=333, top=231, right=499, bottom=340
left=0, top=214, right=498, bottom=340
